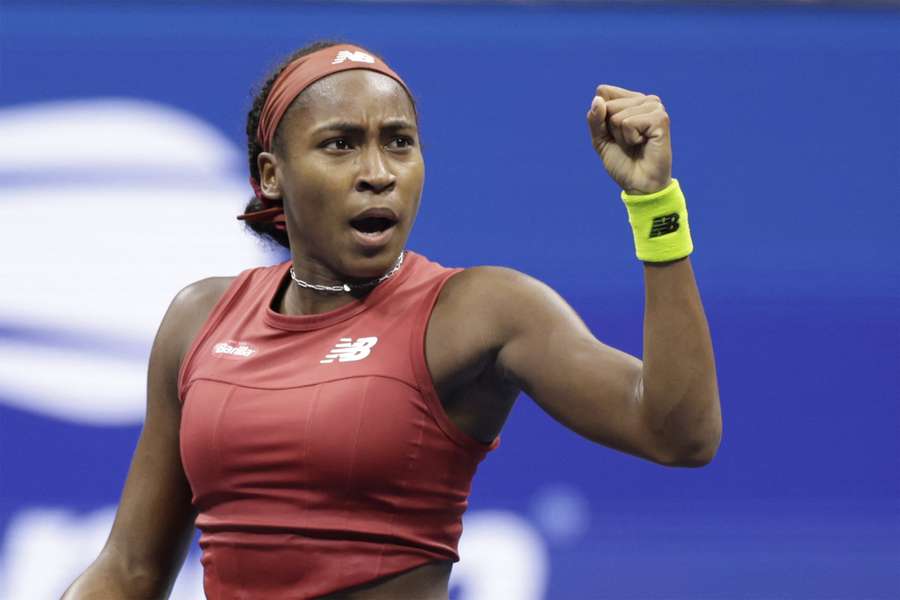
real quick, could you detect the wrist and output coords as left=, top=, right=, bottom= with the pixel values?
left=624, top=177, right=673, bottom=196
left=621, top=178, right=694, bottom=263
left=643, top=256, right=689, bottom=267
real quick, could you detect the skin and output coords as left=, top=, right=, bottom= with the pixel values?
left=61, top=70, right=721, bottom=599
left=256, top=70, right=426, bottom=315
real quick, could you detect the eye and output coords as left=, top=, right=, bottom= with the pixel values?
left=388, top=135, right=414, bottom=149
left=322, top=138, right=353, bottom=151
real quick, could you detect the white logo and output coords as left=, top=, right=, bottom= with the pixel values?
left=213, top=341, right=256, bottom=358
left=0, top=98, right=269, bottom=426
left=331, top=50, right=375, bottom=65
left=320, top=337, right=378, bottom=364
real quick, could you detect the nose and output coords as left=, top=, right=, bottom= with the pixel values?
left=355, top=144, right=396, bottom=194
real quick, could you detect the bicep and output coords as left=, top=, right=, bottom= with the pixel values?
left=491, top=268, right=670, bottom=464
left=101, top=286, right=203, bottom=593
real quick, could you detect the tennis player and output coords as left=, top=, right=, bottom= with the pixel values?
left=61, top=41, right=721, bottom=599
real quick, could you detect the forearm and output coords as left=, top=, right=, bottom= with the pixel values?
left=639, top=255, right=721, bottom=465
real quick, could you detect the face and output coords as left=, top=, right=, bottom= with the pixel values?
left=257, top=69, right=423, bottom=281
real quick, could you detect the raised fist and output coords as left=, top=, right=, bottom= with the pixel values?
left=587, top=84, right=673, bottom=195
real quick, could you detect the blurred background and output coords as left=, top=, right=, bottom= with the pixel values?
left=1, top=1, right=898, bottom=598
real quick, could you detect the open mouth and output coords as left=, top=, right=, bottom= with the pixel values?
left=350, top=216, right=397, bottom=234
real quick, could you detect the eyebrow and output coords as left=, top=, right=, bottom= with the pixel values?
left=312, top=118, right=416, bottom=135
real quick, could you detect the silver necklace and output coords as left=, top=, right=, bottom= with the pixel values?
left=289, top=250, right=406, bottom=294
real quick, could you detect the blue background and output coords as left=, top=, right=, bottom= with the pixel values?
left=2, top=2, right=898, bottom=598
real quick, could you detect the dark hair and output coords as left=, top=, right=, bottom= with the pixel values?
left=241, top=40, right=419, bottom=250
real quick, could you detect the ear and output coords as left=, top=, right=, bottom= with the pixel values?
left=256, top=152, right=282, bottom=201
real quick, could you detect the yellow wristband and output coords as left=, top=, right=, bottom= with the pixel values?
left=621, top=178, right=694, bottom=263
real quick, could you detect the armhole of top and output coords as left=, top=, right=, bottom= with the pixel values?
left=410, top=268, right=502, bottom=455
left=176, top=268, right=256, bottom=404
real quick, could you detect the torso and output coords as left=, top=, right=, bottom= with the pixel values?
left=177, top=266, right=517, bottom=599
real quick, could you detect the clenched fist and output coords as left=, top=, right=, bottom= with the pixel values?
left=587, top=84, right=672, bottom=195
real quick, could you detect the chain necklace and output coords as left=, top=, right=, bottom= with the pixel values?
left=289, top=250, right=406, bottom=294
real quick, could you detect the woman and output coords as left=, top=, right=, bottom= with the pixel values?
left=62, top=40, right=721, bottom=599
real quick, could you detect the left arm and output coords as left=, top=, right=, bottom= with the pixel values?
left=491, top=84, right=720, bottom=467
left=489, top=259, right=720, bottom=467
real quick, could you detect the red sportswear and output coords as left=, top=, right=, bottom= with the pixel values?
left=177, top=250, right=500, bottom=599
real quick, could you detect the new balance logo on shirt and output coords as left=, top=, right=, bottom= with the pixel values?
left=332, top=50, right=375, bottom=65
left=320, top=337, right=379, bottom=364
left=649, top=213, right=680, bottom=238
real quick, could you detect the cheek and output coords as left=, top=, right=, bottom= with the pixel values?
left=398, top=158, right=425, bottom=188
left=288, top=162, right=349, bottom=200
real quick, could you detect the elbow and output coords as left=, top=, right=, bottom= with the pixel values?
left=658, top=426, right=722, bottom=468
left=653, top=391, right=722, bottom=468
left=674, top=443, right=718, bottom=467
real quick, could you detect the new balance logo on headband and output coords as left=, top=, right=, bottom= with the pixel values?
left=332, top=50, right=376, bottom=65
left=649, top=213, right=680, bottom=238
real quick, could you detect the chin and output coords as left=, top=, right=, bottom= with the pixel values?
left=346, top=245, right=402, bottom=278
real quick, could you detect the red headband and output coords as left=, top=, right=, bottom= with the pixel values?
left=237, top=44, right=412, bottom=231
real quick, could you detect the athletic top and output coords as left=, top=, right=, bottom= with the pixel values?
left=177, top=249, right=501, bottom=599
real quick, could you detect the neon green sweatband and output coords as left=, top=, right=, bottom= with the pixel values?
left=621, top=178, right=693, bottom=263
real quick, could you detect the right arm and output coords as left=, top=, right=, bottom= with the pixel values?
left=60, top=278, right=231, bottom=599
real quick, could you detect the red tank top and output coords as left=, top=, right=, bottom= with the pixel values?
left=177, top=250, right=500, bottom=599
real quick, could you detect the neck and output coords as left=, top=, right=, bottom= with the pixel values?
left=277, top=251, right=402, bottom=317
left=279, top=276, right=371, bottom=317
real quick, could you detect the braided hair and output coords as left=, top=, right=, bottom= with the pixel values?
left=241, top=40, right=419, bottom=250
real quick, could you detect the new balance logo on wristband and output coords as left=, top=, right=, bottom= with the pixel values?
left=649, top=213, right=680, bottom=238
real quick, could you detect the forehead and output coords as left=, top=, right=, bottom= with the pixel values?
left=289, top=70, right=416, bottom=131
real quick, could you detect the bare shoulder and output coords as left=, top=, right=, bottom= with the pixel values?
left=165, top=275, right=238, bottom=367
left=436, top=265, right=580, bottom=376
left=440, top=265, right=596, bottom=388
left=436, top=265, right=525, bottom=336
left=441, top=265, right=579, bottom=335
left=173, top=275, right=237, bottom=312
left=441, top=264, right=549, bottom=305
